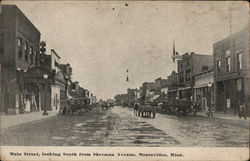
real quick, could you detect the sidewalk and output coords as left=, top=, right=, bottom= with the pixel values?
left=0, top=110, right=59, bottom=129
left=196, top=111, right=249, bottom=121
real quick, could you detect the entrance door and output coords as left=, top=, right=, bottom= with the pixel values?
left=202, top=97, right=207, bottom=111
left=55, top=94, right=58, bottom=110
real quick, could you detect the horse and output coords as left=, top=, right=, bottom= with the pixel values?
left=134, top=103, right=139, bottom=116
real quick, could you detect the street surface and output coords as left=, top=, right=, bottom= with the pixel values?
left=1, top=106, right=249, bottom=147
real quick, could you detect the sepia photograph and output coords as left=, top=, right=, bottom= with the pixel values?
left=0, top=0, right=249, bottom=161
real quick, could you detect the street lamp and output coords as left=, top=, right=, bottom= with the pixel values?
left=208, top=81, right=213, bottom=118
left=42, top=74, right=48, bottom=115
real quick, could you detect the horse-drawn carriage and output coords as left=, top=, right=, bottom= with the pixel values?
left=134, top=104, right=156, bottom=118
left=160, top=99, right=193, bottom=116
left=59, top=97, right=91, bottom=116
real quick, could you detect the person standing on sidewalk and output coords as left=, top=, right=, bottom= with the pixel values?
left=24, top=96, right=31, bottom=113
left=239, top=101, right=247, bottom=120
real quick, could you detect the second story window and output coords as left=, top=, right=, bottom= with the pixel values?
left=186, top=69, right=191, bottom=81
left=237, top=52, right=242, bottom=70
left=217, top=59, right=221, bottom=72
left=35, top=50, right=39, bottom=66
left=24, top=43, right=28, bottom=61
left=226, top=56, right=230, bottom=72
left=17, top=38, right=22, bottom=58
left=0, top=34, right=3, bottom=55
left=30, top=47, right=34, bottom=64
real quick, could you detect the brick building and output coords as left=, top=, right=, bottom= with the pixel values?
left=177, top=52, right=213, bottom=100
left=213, top=27, right=250, bottom=115
left=167, top=71, right=179, bottom=100
left=0, top=5, right=41, bottom=114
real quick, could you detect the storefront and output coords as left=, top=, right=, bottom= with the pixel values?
left=23, top=67, right=53, bottom=112
left=167, top=88, right=178, bottom=100
left=177, top=86, right=192, bottom=100
left=193, top=70, right=214, bottom=112
left=215, top=77, right=246, bottom=115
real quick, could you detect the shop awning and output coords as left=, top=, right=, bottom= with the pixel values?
left=23, top=66, right=53, bottom=84
left=168, top=89, right=178, bottom=92
left=193, top=83, right=209, bottom=89
left=178, top=86, right=192, bottom=91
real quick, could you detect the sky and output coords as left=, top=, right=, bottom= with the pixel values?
left=2, top=1, right=249, bottom=100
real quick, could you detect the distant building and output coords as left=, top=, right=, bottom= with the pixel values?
left=120, top=93, right=129, bottom=107
left=140, top=82, right=157, bottom=104
left=153, top=77, right=168, bottom=102
left=114, top=94, right=121, bottom=106
left=167, top=71, right=179, bottom=100
left=0, top=5, right=41, bottom=114
left=127, top=88, right=136, bottom=107
left=213, top=27, right=249, bottom=115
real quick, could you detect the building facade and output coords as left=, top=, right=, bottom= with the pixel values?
left=167, top=71, right=179, bottom=100
left=140, top=82, right=157, bottom=104
left=213, top=27, right=250, bottom=115
left=193, top=69, right=214, bottom=112
left=177, top=52, right=213, bottom=100
left=0, top=5, right=41, bottom=114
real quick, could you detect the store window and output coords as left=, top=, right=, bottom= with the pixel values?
left=186, top=69, right=191, bottom=81
left=237, top=79, right=242, bottom=91
left=237, top=52, right=242, bottom=70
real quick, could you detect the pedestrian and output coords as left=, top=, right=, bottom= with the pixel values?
left=24, top=96, right=31, bottom=113
left=239, top=101, right=247, bottom=120
left=192, top=101, right=197, bottom=116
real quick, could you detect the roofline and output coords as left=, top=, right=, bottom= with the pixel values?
left=3, top=5, right=41, bottom=35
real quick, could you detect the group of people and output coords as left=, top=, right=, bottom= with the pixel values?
left=191, top=100, right=247, bottom=120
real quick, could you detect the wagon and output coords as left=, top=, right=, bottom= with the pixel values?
left=138, top=104, right=156, bottom=118
left=173, top=99, right=192, bottom=116
left=160, top=99, right=193, bottom=116
left=59, top=97, right=91, bottom=116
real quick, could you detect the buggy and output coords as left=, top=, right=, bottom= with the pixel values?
left=59, top=97, right=91, bottom=116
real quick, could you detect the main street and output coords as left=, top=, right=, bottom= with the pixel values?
left=1, top=106, right=249, bottom=147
